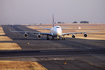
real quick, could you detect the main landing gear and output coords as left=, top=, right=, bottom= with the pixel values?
left=62, top=37, right=65, bottom=40
left=46, top=35, right=50, bottom=40
left=57, top=36, right=65, bottom=40
left=62, top=36, right=65, bottom=40
left=46, top=36, right=65, bottom=40
left=51, top=37, right=54, bottom=40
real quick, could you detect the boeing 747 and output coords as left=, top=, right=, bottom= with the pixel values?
left=10, top=15, right=99, bottom=40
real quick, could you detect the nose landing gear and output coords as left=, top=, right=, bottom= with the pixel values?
left=57, top=36, right=60, bottom=40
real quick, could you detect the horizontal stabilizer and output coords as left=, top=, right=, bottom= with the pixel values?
left=61, top=27, right=67, bottom=29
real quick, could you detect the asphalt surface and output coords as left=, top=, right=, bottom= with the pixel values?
left=0, top=25, right=105, bottom=70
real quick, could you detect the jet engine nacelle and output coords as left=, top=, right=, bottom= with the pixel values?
left=72, top=35, right=75, bottom=38
left=84, top=34, right=87, bottom=37
left=37, top=34, right=41, bottom=39
left=23, top=33, right=28, bottom=37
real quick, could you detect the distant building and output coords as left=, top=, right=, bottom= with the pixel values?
left=73, top=21, right=77, bottom=23
left=58, top=22, right=61, bottom=24
left=80, top=21, right=89, bottom=23
left=40, top=23, right=42, bottom=25
left=62, top=22, right=65, bottom=24
left=58, top=22, right=65, bottom=24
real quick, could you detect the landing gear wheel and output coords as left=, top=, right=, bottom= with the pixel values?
left=62, top=38, right=65, bottom=40
left=51, top=37, right=54, bottom=40
left=51, top=38, right=54, bottom=40
left=46, top=35, right=50, bottom=40
left=57, top=38, right=60, bottom=40
left=46, top=37, right=50, bottom=40
left=57, top=36, right=60, bottom=40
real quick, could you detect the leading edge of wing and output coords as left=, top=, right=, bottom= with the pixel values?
left=23, top=31, right=52, bottom=35
left=32, top=32, right=52, bottom=35
left=62, top=30, right=99, bottom=35
left=39, top=27, right=51, bottom=30
left=28, top=31, right=53, bottom=36
left=10, top=29, right=52, bottom=35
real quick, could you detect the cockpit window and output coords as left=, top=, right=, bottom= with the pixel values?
left=57, top=27, right=59, bottom=28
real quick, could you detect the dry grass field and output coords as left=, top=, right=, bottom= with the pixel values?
left=0, top=61, right=47, bottom=70
left=27, top=23, right=105, bottom=40
left=0, top=36, right=12, bottom=41
left=0, top=26, right=5, bottom=35
left=0, top=43, right=21, bottom=50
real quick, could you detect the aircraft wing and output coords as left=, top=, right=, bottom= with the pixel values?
left=39, top=27, right=51, bottom=30
left=30, top=32, right=53, bottom=35
left=10, top=29, right=52, bottom=35
left=62, top=30, right=99, bottom=35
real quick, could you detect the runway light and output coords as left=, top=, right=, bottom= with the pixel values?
left=64, top=62, right=67, bottom=65
left=28, top=43, right=29, bottom=44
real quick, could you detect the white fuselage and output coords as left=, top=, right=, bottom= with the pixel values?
left=50, top=26, right=62, bottom=37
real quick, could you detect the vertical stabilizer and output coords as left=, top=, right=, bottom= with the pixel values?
left=52, top=14, right=55, bottom=27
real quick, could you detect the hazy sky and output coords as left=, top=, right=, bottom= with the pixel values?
left=0, top=0, right=105, bottom=24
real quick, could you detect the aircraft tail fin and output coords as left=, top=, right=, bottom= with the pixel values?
left=52, top=14, right=55, bottom=27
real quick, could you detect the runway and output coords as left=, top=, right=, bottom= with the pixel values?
left=0, top=48, right=105, bottom=57
left=0, top=25, right=105, bottom=70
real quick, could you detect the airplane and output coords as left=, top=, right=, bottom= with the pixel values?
left=10, top=15, right=99, bottom=40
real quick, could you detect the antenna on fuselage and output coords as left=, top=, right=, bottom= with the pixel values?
left=52, top=14, right=55, bottom=27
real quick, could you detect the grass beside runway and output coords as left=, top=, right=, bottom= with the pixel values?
left=0, top=61, right=48, bottom=70
left=0, top=26, right=5, bottom=35
left=0, top=36, right=12, bottom=41
left=0, top=43, right=21, bottom=50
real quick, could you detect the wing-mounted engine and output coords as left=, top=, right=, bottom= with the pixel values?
left=23, top=32, right=28, bottom=37
left=84, top=33, right=87, bottom=37
left=23, top=33, right=28, bottom=37
left=72, top=34, right=75, bottom=38
left=37, top=34, right=42, bottom=39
